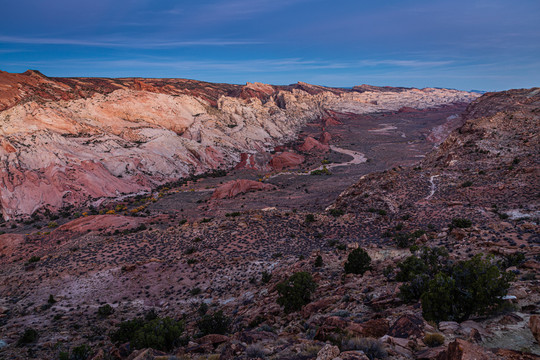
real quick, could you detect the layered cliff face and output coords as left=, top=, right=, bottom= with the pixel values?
left=331, top=87, right=540, bottom=222
left=0, top=70, right=478, bottom=219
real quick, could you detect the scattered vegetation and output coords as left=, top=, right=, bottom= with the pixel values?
left=310, top=166, right=331, bottom=175
left=111, top=315, right=185, bottom=352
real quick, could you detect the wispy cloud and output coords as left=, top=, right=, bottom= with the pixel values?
left=0, top=35, right=263, bottom=48
left=358, top=59, right=454, bottom=67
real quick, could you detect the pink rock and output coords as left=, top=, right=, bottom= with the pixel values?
left=269, top=152, right=305, bottom=171
left=299, top=136, right=329, bottom=152
left=211, top=180, right=275, bottom=200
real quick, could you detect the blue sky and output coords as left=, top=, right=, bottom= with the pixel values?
left=0, top=0, right=539, bottom=90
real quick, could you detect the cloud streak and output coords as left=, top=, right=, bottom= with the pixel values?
left=0, top=35, right=263, bottom=48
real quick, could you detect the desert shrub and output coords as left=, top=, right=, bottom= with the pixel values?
left=190, top=287, right=202, bottom=296
left=344, top=248, right=371, bottom=275
left=17, top=328, right=38, bottom=346
left=111, top=318, right=145, bottom=344
left=131, top=317, right=185, bottom=351
left=197, top=302, right=209, bottom=316
left=246, top=344, right=267, bottom=359
left=27, top=256, right=40, bottom=264
left=70, top=344, right=92, bottom=360
left=396, top=247, right=448, bottom=282
left=461, top=181, right=473, bottom=188
left=329, top=208, right=345, bottom=217
left=276, top=272, right=317, bottom=313
left=424, top=333, right=445, bottom=347
left=197, top=310, right=230, bottom=336
left=310, top=166, right=331, bottom=175
left=341, top=337, right=388, bottom=360
left=500, top=252, right=525, bottom=268
left=111, top=316, right=184, bottom=352
left=48, top=294, right=57, bottom=304
left=449, top=218, right=472, bottom=229
left=314, top=255, right=323, bottom=267
left=394, top=233, right=411, bottom=248
left=97, top=304, right=114, bottom=317
left=305, top=214, right=315, bottom=223
left=261, top=271, right=272, bottom=284
left=421, top=254, right=514, bottom=322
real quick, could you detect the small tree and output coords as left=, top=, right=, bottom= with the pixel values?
left=276, top=272, right=317, bottom=313
left=314, top=255, right=323, bottom=267
left=197, top=310, right=231, bottom=336
left=421, top=254, right=514, bottom=322
left=344, top=248, right=371, bottom=275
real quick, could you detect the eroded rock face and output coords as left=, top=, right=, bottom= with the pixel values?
left=0, top=70, right=479, bottom=218
left=211, top=180, right=276, bottom=200
left=269, top=152, right=305, bottom=171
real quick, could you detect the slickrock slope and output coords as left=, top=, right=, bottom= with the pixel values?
left=0, top=71, right=478, bottom=219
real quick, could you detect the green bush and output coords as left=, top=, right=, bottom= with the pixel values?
left=314, top=255, right=323, bottom=267
left=276, top=272, right=317, bottom=313
left=131, top=317, right=184, bottom=351
left=399, top=274, right=430, bottom=303
left=197, top=310, right=231, bottom=336
left=344, top=248, right=371, bottom=275
left=305, top=214, right=316, bottom=223
left=111, top=316, right=184, bottom=352
left=421, top=254, right=514, bottom=322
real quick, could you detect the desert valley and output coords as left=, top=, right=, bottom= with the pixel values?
left=0, top=70, right=538, bottom=360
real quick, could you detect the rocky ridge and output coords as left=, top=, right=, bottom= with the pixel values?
left=0, top=70, right=478, bottom=219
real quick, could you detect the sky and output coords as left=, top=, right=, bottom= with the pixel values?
left=0, top=0, right=539, bottom=90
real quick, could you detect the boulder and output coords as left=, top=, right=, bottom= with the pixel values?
left=388, top=314, right=425, bottom=339
left=530, top=315, right=540, bottom=343
left=269, top=152, right=305, bottom=171
left=302, top=296, right=340, bottom=318
left=436, top=339, right=494, bottom=360
left=211, top=180, right=276, bottom=200
left=316, top=344, right=340, bottom=360
left=198, top=334, right=229, bottom=346
left=299, top=136, right=329, bottom=152
left=339, top=350, right=370, bottom=360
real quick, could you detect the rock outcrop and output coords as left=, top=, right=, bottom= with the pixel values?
left=211, top=180, right=276, bottom=200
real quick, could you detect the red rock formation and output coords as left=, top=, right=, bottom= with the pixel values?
left=269, top=152, right=305, bottom=171
left=299, top=136, right=329, bottom=152
left=319, top=131, right=332, bottom=145
left=210, top=180, right=276, bottom=199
